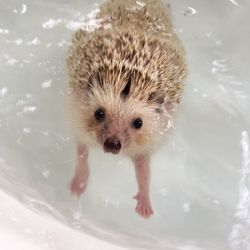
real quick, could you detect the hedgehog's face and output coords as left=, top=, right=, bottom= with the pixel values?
left=78, top=78, right=170, bottom=156
left=89, top=105, right=146, bottom=155
left=85, top=105, right=156, bottom=155
left=93, top=107, right=144, bottom=154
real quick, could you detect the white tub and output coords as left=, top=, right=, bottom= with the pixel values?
left=0, top=0, right=250, bottom=249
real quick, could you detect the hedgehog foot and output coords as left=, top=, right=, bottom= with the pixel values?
left=133, top=192, right=153, bottom=218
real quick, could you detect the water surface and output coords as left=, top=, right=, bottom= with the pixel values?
left=0, top=0, right=250, bottom=249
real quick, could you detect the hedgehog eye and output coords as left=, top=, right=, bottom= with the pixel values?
left=132, top=118, right=143, bottom=129
left=121, top=77, right=131, bottom=96
left=94, top=108, right=105, bottom=121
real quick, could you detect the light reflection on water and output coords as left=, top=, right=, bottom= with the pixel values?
left=230, top=131, right=250, bottom=250
left=0, top=0, right=250, bottom=249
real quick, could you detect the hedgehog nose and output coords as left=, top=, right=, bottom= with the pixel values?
left=104, top=136, right=121, bottom=154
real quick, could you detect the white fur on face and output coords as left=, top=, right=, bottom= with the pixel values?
left=68, top=86, right=172, bottom=157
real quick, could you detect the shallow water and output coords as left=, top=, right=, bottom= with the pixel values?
left=0, top=0, right=250, bottom=249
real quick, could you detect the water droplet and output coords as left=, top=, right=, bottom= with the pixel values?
left=23, top=127, right=31, bottom=134
left=0, top=28, right=9, bottom=34
left=58, top=40, right=67, bottom=47
left=23, top=106, right=37, bottom=113
left=42, top=169, right=50, bottom=178
left=41, top=80, right=52, bottom=88
left=0, top=88, right=8, bottom=97
left=42, top=18, right=62, bottom=29
left=6, top=58, right=19, bottom=66
left=26, top=93, right=32, bottom=99
left=7, top=38, right=23, bottom=45
left=27, top=37, right=41, bottom=45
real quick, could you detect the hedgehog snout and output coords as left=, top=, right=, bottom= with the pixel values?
left=103, top=136, right=121, bottom=154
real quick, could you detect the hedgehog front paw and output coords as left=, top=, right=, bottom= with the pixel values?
left=70, top=172, right=88, bottom=197
left=133, top=193, right=153, bottom=218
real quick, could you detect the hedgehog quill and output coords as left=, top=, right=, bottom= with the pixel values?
left=66, top=0, right=186, bottom=218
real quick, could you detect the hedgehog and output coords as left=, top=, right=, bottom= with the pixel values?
left=66, top=0, right=186, bottom=218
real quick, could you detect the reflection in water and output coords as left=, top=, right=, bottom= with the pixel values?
left=229, top=0, right=239, bottom=6
left=182, top=7, right=197, bottom=16
left=230, top=131, right=250, bottom=250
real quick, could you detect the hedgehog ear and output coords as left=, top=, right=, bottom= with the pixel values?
left=148, top=92, right=165, bottom=105
left=87, top=72, right=103, bottom=94
left=121, top=77, right=131, bottom=97
left=148, top=92, right=166, bottom=113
